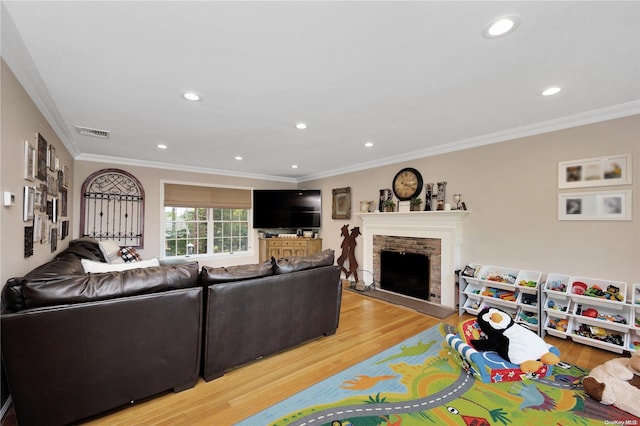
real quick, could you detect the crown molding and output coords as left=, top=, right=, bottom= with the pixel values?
left=78, top=101, right=640, bottom=185
left=75, top=153, right=298, bottom=184
left=1, top=4, right=80, bottom=157
left=298, top=101, right=640, bottom=183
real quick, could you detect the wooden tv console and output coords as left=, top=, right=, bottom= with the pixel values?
left=258, top=237, right=322, bottom=263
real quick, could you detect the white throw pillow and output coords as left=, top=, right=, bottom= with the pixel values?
left=81, top=257, right=160, bottom=273
left=98, top=240, right=125, bottom=264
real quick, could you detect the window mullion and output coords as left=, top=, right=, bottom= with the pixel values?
left=208, top=208, right=214, bottom=255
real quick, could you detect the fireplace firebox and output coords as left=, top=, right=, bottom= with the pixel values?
left=380, top=250, right=430, bottom=301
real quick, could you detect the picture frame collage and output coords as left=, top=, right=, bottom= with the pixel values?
left=558, top=153, right=632, bottom=221
left=23, top=132, right=70, bottom=257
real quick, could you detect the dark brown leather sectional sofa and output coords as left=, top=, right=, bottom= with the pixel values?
left=1, top=239, right=341, bottom=426
left=200, top=251, right=342, bottom=381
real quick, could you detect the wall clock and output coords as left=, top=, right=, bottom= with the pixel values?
left=392, top=167, right=423, bottom=201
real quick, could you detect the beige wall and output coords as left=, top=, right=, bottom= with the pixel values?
left=1, top=60, right=74, bottom=285
left=303, top=115, right=640, bottom=299
left=72, top=161, right=295, bottom=268
left=2, top=51, right=638, bottom=300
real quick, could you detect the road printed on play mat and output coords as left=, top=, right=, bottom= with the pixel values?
left=285, top=369, right=474, bottom=426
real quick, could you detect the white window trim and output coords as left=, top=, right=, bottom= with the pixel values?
left=159, top=179, right=255, bottom=261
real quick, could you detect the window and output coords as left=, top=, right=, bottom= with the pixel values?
left=212, top=208, right=249, bottom=253
left=164, top=207, right=249, bottom=256
left=163, top=183, right=251, bottom=257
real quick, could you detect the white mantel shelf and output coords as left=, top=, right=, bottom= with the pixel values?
left=355, top=210, right=470, bottom=309
left=356, top=210, right=470, bottom=219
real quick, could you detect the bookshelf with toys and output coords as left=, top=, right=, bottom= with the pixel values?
left=630, top=283, right=640, bottom=352
left=460, top=265, right=638, bottom=352
left=541, top=276, right=636, bottom=354
left=459, top=264, right=542, bottom=335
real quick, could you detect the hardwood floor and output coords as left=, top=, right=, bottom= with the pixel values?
left=2, top=289, right=621, bottom=426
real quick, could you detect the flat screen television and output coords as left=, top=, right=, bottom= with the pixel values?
left=253, top=189, right=321, bottom=229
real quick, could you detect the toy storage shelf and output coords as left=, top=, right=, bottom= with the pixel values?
left=459, top=263, right=542, bottom=335
left=540, top=275, right=635, bottom=354
left=461, top=266, right=638, bottom=352
left=631, top=283, right=640, bottom=352
left=541, top=275, right=573, bottom=339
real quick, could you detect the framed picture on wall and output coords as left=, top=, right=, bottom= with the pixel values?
left=24, top=140, right=36, bottom=181
left=24, top=226, right=34, bottom=257
left=23, top=186, right=35, bottom=222
left=51, top=228, right=58, bottom=252
left=63, top=165, right=70, bottom=188
left=36, top=132, right=47, bottom=180
left=52, top=197, right=58, bottom=223
left=61, top=220, right=69, bottom=240
left=60, top=188, right=67, bottom=216
left=34, top=213, right=44, bottom=243
left=47, top=144, right=56, bottom=172
left=558, top=154, right=632, bottom=189
left=47, top=174, right=57, bottom=196
left=331, top=187, right=351, bottom=220
left=39, top=183, right=47, bottom=212
left=558, top=189, right=632, bottom=221
left=34, top=186, right=43, bottom=212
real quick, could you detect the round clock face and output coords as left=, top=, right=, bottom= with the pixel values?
left=392, top=167, right=423, bottom=200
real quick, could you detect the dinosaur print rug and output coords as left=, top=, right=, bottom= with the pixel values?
left=237, top=323, right=640, bottom=426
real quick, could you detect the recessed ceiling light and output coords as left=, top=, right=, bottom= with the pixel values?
left=157, top=144, right=167, bottom=149
left=182, top=91, right=202, bottom=102
left=364, top=141, right=374, bottom=148
left=234, top=156, right=243, bottom=160
left=542, top=87, right=562, bottom=96
left=483, top=15, right=520, bottom=38
left=291, top=164, right=299, bottom=169
left=295, top=123, right=308, bottom=130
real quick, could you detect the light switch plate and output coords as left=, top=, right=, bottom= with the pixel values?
left=3, top=191, right=16, bottom=206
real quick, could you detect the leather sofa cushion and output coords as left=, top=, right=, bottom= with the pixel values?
left=2, top=239, right=107, bottom=313
left=273, top=249, right=335, bottom=274
left=24, top=238, right=106, bottom=279
left=199, top=260, right=273, bottom=285
left=20, top=262, right=199, bottom=310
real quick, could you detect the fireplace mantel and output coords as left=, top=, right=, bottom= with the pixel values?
left=356, top=210, right=469, bottom=308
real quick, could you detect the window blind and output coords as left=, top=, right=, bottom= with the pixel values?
left=164, top=184, right=251, bottom=209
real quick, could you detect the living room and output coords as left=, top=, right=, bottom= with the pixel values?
left=1, top=1, right=639, bottom=424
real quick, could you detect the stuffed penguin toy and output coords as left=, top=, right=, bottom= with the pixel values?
left=470, top=307, right=560, bottom=373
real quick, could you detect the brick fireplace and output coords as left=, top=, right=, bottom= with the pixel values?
left=357, top=211, right=469, bottom=308
left=374, top=236, right=441, bottom=302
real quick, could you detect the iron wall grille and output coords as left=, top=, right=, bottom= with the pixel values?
left=80, top=169, right=145, bottom=247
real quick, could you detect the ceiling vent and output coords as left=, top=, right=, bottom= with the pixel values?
left=75, top=126, right=110, bottom=139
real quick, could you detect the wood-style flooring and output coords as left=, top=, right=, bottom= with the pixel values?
left=1, top=288, right=621, bottom=425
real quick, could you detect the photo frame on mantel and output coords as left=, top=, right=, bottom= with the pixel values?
left=332, top=187, right=351, bottom=220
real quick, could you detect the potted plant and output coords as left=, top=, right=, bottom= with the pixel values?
left=383, top=199, right=396, bottom=212
left=410, top=197, right=423, bottom=211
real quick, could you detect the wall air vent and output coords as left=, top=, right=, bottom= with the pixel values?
left=75, top=126, right=110, bottom=139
